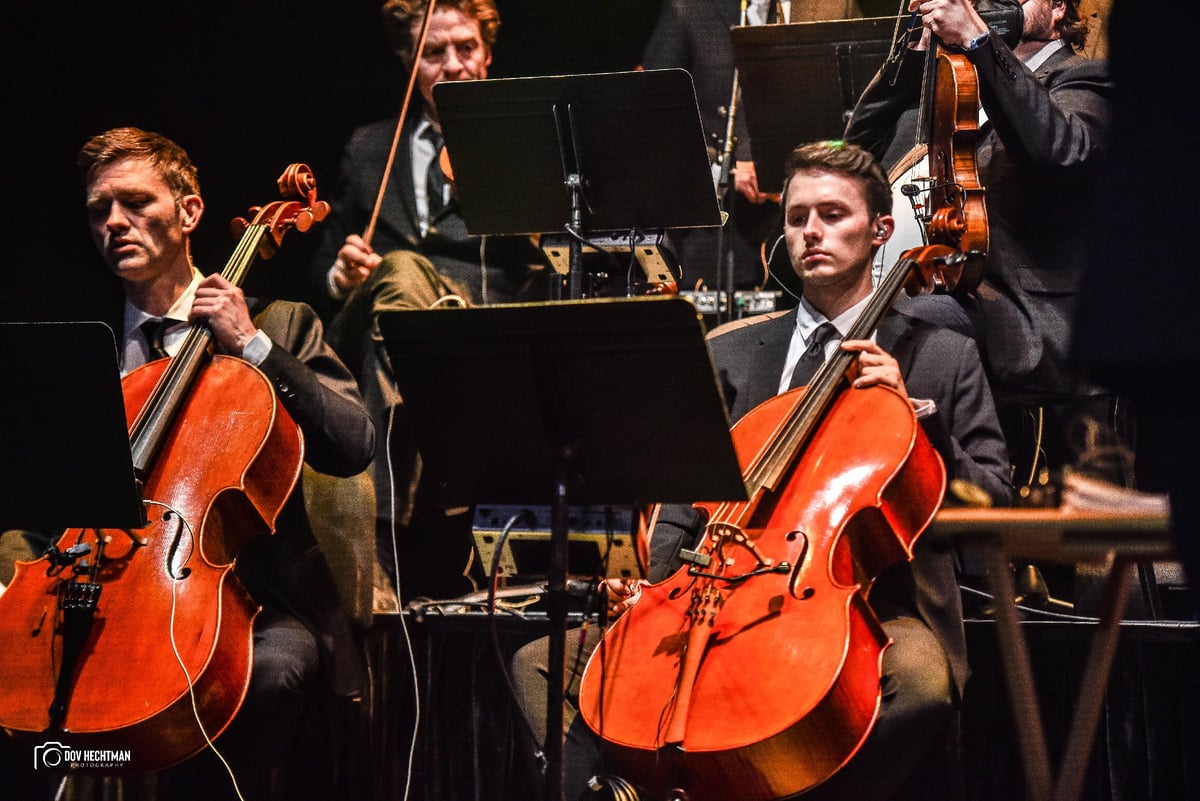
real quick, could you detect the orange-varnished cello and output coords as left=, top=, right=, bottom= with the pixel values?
left=578, top=24, right=989, bottom=793
left=578, top=245, right=966, bottom=801
left=0, top=165, right=328, bottom=772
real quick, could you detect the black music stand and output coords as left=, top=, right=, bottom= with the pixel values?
left=379, top=296, right=746, bottom=801
left=0, top=322, right=143, bottom=533
left=433, top=69, right=722, bottom=299
left=731, top=17, right=898, bottom=195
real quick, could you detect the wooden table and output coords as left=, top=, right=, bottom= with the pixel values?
left=929, top=507, right=1174, bottom=801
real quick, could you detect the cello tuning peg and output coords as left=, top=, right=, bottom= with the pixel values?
left=293, top=210, right=315, bottom=233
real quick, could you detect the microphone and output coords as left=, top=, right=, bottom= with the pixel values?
left=43, top=542, right=92, bottom=568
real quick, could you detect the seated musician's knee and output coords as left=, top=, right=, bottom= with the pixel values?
left=252, top=608, right=320, bottom=700
left=879, top=615, right=954, bottom=729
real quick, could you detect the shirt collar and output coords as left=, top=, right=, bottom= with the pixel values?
left=414, top=113, right=439, bottom=144
left=1023, top=39, right=1066, bottom=72
left=123, top=269, right=203, bottom=335
left=794, top=295, right=872, bottom=341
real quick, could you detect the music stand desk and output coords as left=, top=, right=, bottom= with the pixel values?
left=930, top=507, right=1175, bottom=801
left=379, top=295, right=746, bottom=801
left=731, top=17, right=897, bottom=196
left=0, top=321, right=143, bottom=532
left=433, top=68, right=721, bottom=238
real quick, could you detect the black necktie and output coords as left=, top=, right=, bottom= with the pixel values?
left=424, top=128, right=448, bottom=220
left=140, top=318, right=172, bottom=361
left=788, top=322, right=838, bottom=390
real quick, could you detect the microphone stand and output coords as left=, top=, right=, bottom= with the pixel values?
left=714, top=72, right=739, bottom=326
left=713, top=1, right=751, bottom=326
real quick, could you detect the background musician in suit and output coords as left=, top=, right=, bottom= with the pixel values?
left=76, top=126, right=375, bottom=800
left=641, top=0, right=864, bottom=301
left=844, top=0, right=1118, bottom=491
left=511, top=140, right=1012, bottom=801
left=308, top=0, right=548, bottom=603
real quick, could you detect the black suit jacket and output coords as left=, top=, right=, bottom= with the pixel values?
left=846, top=38, right=1113, bottom=396
left=240, top=298, right=374, bottom=696
left=642, top=0, right=750, bottom=161
left=650, top=308, right=1012, bottom=696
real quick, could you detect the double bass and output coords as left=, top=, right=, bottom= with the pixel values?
left=577, top=25, right=990, bottom=799
left=0, top=165, right=328, bottom=772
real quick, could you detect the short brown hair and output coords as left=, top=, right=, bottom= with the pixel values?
left=380, top=0, right=500, bottom=62
left=781, top=140, right=892, bottom=218
left=77, top=126, right=201, bottom=201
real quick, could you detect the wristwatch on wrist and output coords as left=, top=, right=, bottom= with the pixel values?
left=964, top=30, right=990, bottom=51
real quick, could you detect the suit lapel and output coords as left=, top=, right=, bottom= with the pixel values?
left=382, top=112, right=422, bottom=243
left=1034, top=45, right=1078, bottom=82
left=742, top=311, right=795, bottom=415
left=876, top=311, right=918, bottom=375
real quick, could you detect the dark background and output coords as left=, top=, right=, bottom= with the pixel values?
left=2, top=1, right=904, bottom=323
left=1, top=0, right=669, bottom=321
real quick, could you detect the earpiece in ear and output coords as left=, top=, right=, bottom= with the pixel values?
left=876, top=228, right=887, bottom=237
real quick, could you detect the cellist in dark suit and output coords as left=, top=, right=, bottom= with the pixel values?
left=511, top=141, right=1011, bottom=801
left=77, top=126, right=375, bottom=800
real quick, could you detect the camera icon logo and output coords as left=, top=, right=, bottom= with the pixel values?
left=34, top=741, right=69, bottom=769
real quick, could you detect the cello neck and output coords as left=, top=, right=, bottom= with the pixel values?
left=127, top=163, right=328, bottom=479
left=127, top=224, right=270, bottom=478
left=744, top=246, right=928, bottom=496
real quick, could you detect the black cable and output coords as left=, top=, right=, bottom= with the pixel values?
left=482, top=511, right=549, bottom=764
left=959, top=583, right=1100, bottom=623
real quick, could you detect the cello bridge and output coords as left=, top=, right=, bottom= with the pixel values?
left=689, top=522, right=790, bottom=583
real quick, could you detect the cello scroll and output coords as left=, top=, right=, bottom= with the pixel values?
left=0, top=162, right=324, bottom=773
left=230, top=163, right=330, bottom=260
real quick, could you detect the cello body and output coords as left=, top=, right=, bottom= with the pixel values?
left=0, top=356, right=302, bottom=772
left=579, top=379, right=945, bottom=801
left=0, top=162, right=324, bottom=772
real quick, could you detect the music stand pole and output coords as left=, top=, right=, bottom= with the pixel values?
left=378, top=298, right=747, bottom=801
left=545, top=464, right=569, bottom=800
left=565, top=171, right=585, bottom=301
left=426, top=70, right=726, bottom=798
left=547, top=103, right=585, bottom=798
